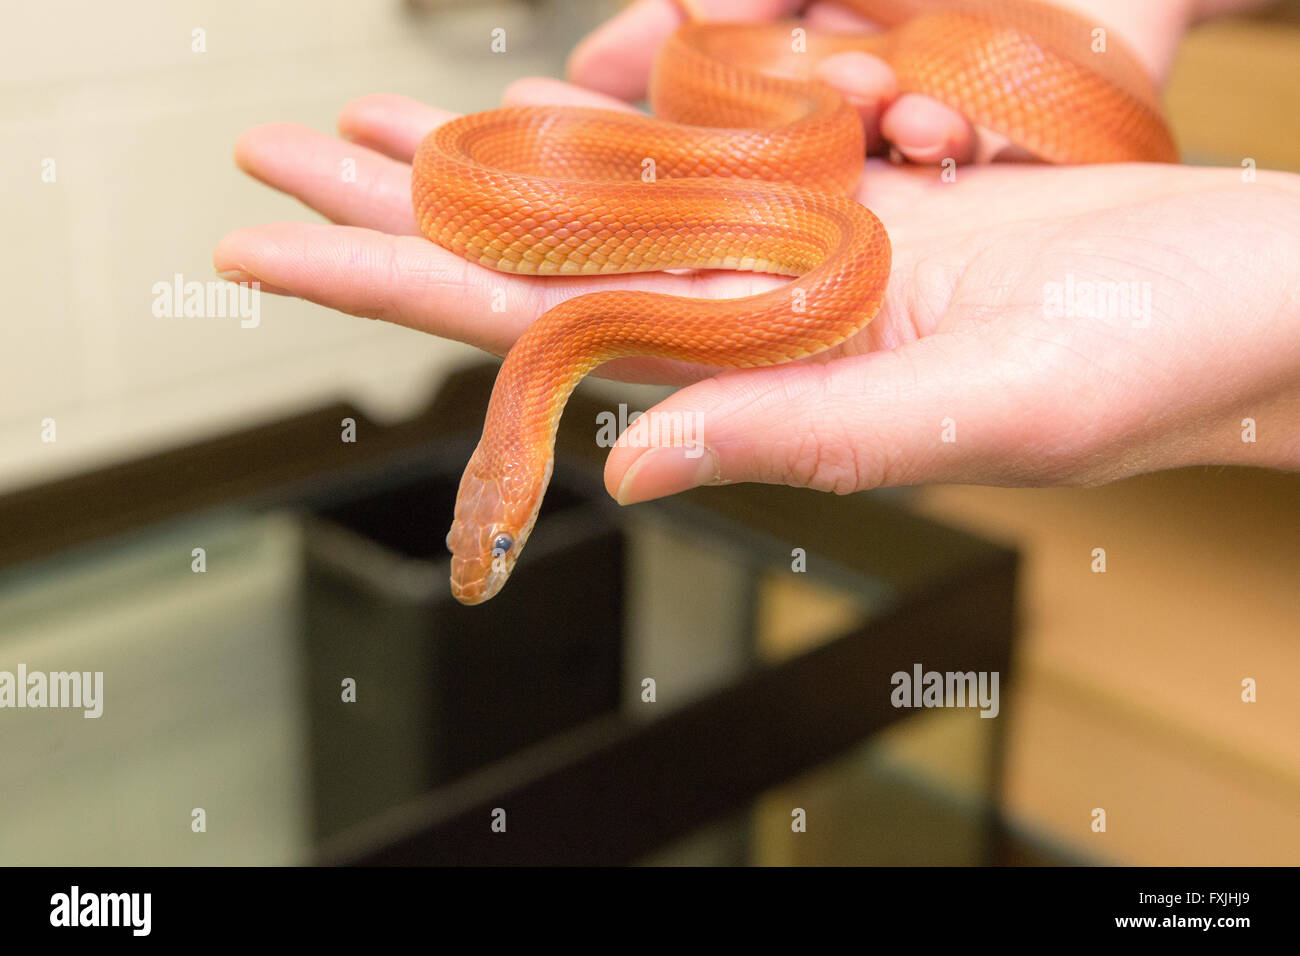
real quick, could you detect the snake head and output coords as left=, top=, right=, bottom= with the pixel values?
left=445, top=453, right=551, bottom=606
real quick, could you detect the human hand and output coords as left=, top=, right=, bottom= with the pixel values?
left=215, top=93, right=1300, bottom=505
left=564, top=0, right=1196, bottom=164
left=602, top=159, right=1300, bottom=502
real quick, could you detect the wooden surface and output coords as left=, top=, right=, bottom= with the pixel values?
left=913, top=468, right=1300, bottom=864
left=752, top=10, right=1300, bottom=868
left=1165, top=16, right=1300, bottom=171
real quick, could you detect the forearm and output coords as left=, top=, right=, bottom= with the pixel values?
left=1203, top=174, right=1300, bottom=473
left=1046, top=0, right=1192, bottom=82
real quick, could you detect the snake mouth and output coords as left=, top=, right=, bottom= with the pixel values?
left=449, top=549, right=513, bottom=606
left=446, top=510, right=518, bottom=606
left=445, top=456, right=552, bottom=606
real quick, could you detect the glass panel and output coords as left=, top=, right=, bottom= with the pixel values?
left=641, top=711, right=1002, bottom=866
left=0, top=511, right=310, bottom=865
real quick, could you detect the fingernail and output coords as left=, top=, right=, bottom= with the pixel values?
left=614, top=444, right=720, bottom=506
left=216, top=269, right=288, bottom=296
left=897, top=141, right=953, bottom=164
left=816, top=52, right=896, bottom=105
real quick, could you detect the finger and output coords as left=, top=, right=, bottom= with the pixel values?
left=502, top=77, right=643, bottom=113
left=880, top=93, right=977, bottom=165
left=567, top=0, right=801, bottom=101
left=815, top=51, right=896, bottom=154
left=605, top=330, right=1058, bottom=503
left=337, top=93, right=456, bottom=163
left=234, top=123, right=420, bottom=236
left=214, top=220, right=588, bottom=355
left=213, top=221, right=500, bottom=342
left=212, top=220, right=787, bottom=375
left=804, top=0, right=881, bottom=30
left=567, top=0, right=684, bottom=101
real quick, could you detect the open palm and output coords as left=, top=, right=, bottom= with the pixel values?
left=214, top=92, right=1300, bottom=503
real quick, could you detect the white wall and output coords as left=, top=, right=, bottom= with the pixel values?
left=0, top=0, right=618, bottom=865
left=1, top=0, right=611, bottom=492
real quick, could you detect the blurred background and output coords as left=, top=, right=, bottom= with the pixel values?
left=1, top=0, right=1297, bottom=866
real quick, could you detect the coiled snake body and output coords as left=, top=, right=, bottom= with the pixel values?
left=412, top=0, right=1176, bottom=604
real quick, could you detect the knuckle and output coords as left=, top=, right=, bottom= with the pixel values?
left=781, top=416, right=868, bottom=494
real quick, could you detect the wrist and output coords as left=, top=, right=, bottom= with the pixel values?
left=1211, top=179, right=1300, bottom=473
left=1049, top=0, right=1194, bottom=85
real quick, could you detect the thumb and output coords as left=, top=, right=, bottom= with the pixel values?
left=814, top=51, right=897, bottom=155
left=568, top=0, right=801, bottom=101
left=604, top=332, right=1059, bottom=503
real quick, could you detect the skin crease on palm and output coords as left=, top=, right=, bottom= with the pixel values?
left=214, top=0, right=1300, bottom=519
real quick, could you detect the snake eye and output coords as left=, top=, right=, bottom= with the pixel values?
left=491, top=533, right=514, bottom=557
